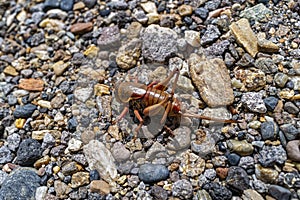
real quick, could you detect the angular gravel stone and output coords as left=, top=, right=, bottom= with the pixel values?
left=97, top=25, right=120, bottom=50
left=16, top=139, right=42, bottom=166
left=172, top=179, right=193, bottom=199
left=0, top=168, right=41, bottom=200
left=203, top=182, right=232, bottom=200
left=284, top=102, right=299, bottom=114
left=141, top=24, right=178, bottom=63
left=226, top=167, right=250, bottom=194
left=60, top=0, right=74, bottom=11
left=280, top=124, right=299, bottom=141
left=13, top=104, right=37, bottom=118
left=138, top=163, right=169, bottom=183
left=268, top=185, right=291, bottom=200
left=7, top=133, right=21, bottom=152
left=260, top=121, right=278, bottom=140
left=258, top=145, right=287, bottom=167
left=229, top=18, right=258, bottom=57
left=188, top=53, right=234, bottom=107
left=0, top=145, right=13, bottom=164
left=111, top=142, right=130, bottom=162
left=263, top=96, right=278, bottom=111
left=201, top=25, right=220, bottom=46
left=151, top=185, right=168, bottom=200
left=274, top=72, right=289, bottom=88
left=241, top=92, right=267, bottom=113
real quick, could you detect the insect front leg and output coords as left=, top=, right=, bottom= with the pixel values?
left=153, top=68, right=180, bottom=91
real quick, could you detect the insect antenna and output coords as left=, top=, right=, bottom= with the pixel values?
left=180, top=112, right=240, bottom=123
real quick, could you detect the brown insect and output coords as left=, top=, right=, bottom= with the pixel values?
left=114, top=68, right=238, bottom=138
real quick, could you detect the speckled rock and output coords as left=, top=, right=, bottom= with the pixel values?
left=172, top=179, right=193, bottom=199
left=0, top=146, right=13, bottom=164
left=203, top=182, right=232, bottom=200
left=138, top=163, right=169, bottom=183
left=230, top=19, right=258, bottom=57
left=16, top=139, right=42, bottom=166
left=241, top=92, right=267, bottom=113
left=242, top=189, right=264, bottom=200
left=240, top=3, right=273, bottom=22
left=255, top=164, right=278, bottom=184
left=234, top=68, right=266, bottom=91
left=71, top=172, right=90, bottom=188
left=274, top=72, right=289, bottom=88
left=97, top=25, right=120, bottom=50
left=188, top=53, right=234, bottom=107
left=201, top=25, right=221, bottom=46
left=116, top=38, right=142, bottom=70
left=0, top=168, right=40, bottom=200
left=280, top=124, right=299, bottom=141
left=258, top=145, right=287, bottom=167
left=141, top=24, right=178, bottom=63
left=226, top=167, right=250, bottom=194
left=111, top=142, right=130, bottom=162
left=264, top=96, right=278, bottom=111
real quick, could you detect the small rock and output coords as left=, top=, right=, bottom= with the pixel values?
left=167, top=126, right=191, bottom=151
left=194, top=7, right=208, bottom=19
left=263, top=96, right=278, bottom=111
left=35, top=186, right=48, bottom=200
left=0, top=146, right=13, bottom=164
left=16, top=139, right=42, bottom=166
left=216, top=167, right=228, bottom=180
left=274, top=72, right=289, bottom=88
left=89, top=169, right=100, bottom=181
left=268, top=185, right=291, bottom=200
left=74, top=87, right=93, bottom=102
left=227, top=153, right=240, bottom=166
left=234, top=68, right=266, bottom=91
left=203, top=182, right=232, bottom=200
left=138, top=163, right=169, bottom=183
left=227, top=140, right=254, bottom=156
left=7, top=133, right=21, bottom=152
left=255, top=57, right=278, bottom=74
left=255, top=164, right=278, bottom=184
left=229, top=18, right=258, bottom=57
left=140, top=2, right=157, bottom=14
left=286, top=140, right=300, bottom=162
left=201, top=25, right=220, bottom=46
left=280, top=124, right=299, bottom=141
left=54, top=180, right=72, bottom=198
left=0, top=168, right=41, bottom=200
left=116, top=38, right=142, bottom=70
left=70, top=22, right=93, bottom=34
left=65, top=138, right=82, bottom=153
left=111, top=142, right=130, bottom=162
left=184, top=30, right=200, bottom=47
left=177, top=5, right=193, bottom=16
left=241, top=92, right=267, bottom=113
left=61, top=161, right=79, bottom=176
left=188, top=53, right=234, bottom=107
left=4, top=66, right=18, bottom=76
left=18, top=78, right=44, bottom=91
left=172, top=179, right=193, bottom=199
left=52, top=61, right=69, bottom=76
left=284, top=102, right=299, bottom=114
left=141, top=24, right=178, bottom=63
left=60, top=0, right=74, bottom=11
left=242, top=189, right=264, bottom=200
left=258, top=38, right=279, bottom=53
left=43, top=0, right=60, bottom=11
left=240, top=3, right=273, bottom=22
left=97, top=25, right=120, bottom=50
left=151, top=185, right=168, bottom=200
left=260, top=121, right=278, bottom=140
left=90, top=180, right=110, bottom=195
left=71, top=172, right=89, bottom=188
left=83, top=0, right=97, bottom=8
left=191, top=131, right=216, bottom=158
left=258, top=145, right=287, bottom=167
left=13, top=104, right=37, bottom=118
left=226, top=167, right=250, bottom=194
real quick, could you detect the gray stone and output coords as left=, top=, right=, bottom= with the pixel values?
left=280, top=124, right=299, bottom=141
left=226, top=167, right=250, bottom=193
left=274, top=72, right=289, bottom=88
left=286, top=140, right=300, bottom=162
left=0, top=170, right=8, bottom=186
left=0, top=168, right=41, bottom=200
left=260, top=121, right=278, bottom=140
left=203, top=182, right=232, bottom=200
left=241, top=92, right=267, bottom=113
left=238, top=156, right=254, bottom=171
left=227, top=140, right=254, bottom=156
left=111, top=142, right=130, bottom=162
left=7, top=133, right=21, bottom=152
left=258, top=145, right=287, bottom=167
left=268, top=185, right=291, bottom=200
left=141, top=24, right=178, bottom=63
left=97, top=25, right=120, bottom=51
left=188, top=53, right=234, bottom=107
left=16, top=139, right=42, bottom=166
left=263, top=96, right=278, bottom=111
left=167, top=126, right=191, bottom=151
left=240, top=3, right=273, bottom=22
left=201, top=25, right=220, bottom=46
left=172, top=179, right=193, bottom=199
left=0, top=145, right=13, bottom=164
left=13, top=104, right=37, bottom=118
left=284, top=102, right=299, bottom=114
left=138, top=163, right=169, bottom=183
left=255, top=57, right=277, bottom=74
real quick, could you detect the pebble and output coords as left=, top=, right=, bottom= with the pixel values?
left=54, top=180, right=72, bottom=198
left=177, top=5, right=193, bottom=16
left=43, top=0, right=60, bottom=11
left=13, top=104, right=37, bottom=118
left=89, top=169, right=100, bottom=181
left=255, top=57, right=278, bottom=74
left=201, top=25, right=221, bottom=46
left=65, top=138, right=82, bottom=153
left=255, top=164, right=278, bottom=184
left=227, top=140, right=254, bottom=156
left=242, top=189, right=264, bottom=200
left=97, top=26, right=120, bottom=50
left=90, top=180, right=110, bottom=195
left=203, top=182, right=232, bottom=200
left=284, top=102, right=299, bottom=114
left=166, top=126, right=191, bottom=151
left=268, top=185, right=291, bottom=200
left=172, top=179, right=193, bottom=199
left=260, top=121, right=278, bottom=140
left=0, top=146, right=13, bottom=164
left=71, top=172, right=89, bottom=188
left=70, top=22, right=93, bottom=34
left=241, top=92, right=267, bottom=113
left=216, top=167, right=228, bottom=180
left=191, top=131, right=216, bottom=157
left=18, top=78, right=44, bottom=91
left=0, top=168, right=41, bottom=200
left=240, top=3, right=273, bottom=22
left=226, top=167, right=250, bottom=193
left=16, top=139, right=42, bottom=166
left=184, top=30, right=200, bottom=47
left=141, top=24, right=178, bottom=63
left=52, top=61, right=69, bottom=76
left=280, top=124, right=299, bottom=141
left=258, top=145, right=287, bottom=167
left=60, top=0, right=74, bottom=11
left=35, top=186, right=48, bottom=200
left=274, top=72, right=289, bottom=88
left=7, top=133, right=21, bottom=152
left=194, top=7, right=209, bottom=19
left=151, top=185, right=168, bottom=200
left=263, top=96, right=278, bottom=111
left=61, top=161, right=79, bottom=176
left=83, top=0, right=96, bottom=8
left=227, top=153, right=241, bottom=166
left=188, top=53, right=234, bottom=107
left=83, top=140, right=117, bottom=182
left=138, top=163, right=169, bottom=183
left=111, top=142, right=130, bottom=162
left=229, top=18, right=258, bottom=57
left=286, top=140, right=300, bottom=162
left=4, top=66, right=18, bottom=76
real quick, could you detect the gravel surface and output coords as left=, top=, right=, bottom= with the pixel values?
left=0, top=0, right=300, bottom=199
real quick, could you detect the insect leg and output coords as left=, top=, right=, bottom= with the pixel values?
left=153, top=68, right=180, bottom=91
left=160, top=100, right=172, bottom=124
left=133, top=109, right=144, bottom=139
left=113, top=106, right=129, bottom=124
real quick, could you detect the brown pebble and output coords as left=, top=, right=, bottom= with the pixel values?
left=70, top=22, right=93, bottom=34
left=286, top=140, right=300, bottom=162
left=90, top=180, right=110, bottom=195
left=216, top=167, right=228, bottom=179
left=18, top=78, right=44, bottom=91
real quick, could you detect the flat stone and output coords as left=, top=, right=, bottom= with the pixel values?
left=116, top=38, right=142, bottom=70
left=52, top=61, right=69, bottom=76
left=240, top=3, right=273, bottom=22
left=70, top=22, right=93, bottom=34
left=242, top=189, right=264, bottom=200
left=227, top=140, right=254, bottom=156
left=111, top=142, right=130, bottom=162
left=97, top=25, right=120, bottom=50
left=138, top=163, right=169, bottom=183
left=54, top=180, right=72, bottom=198
left=16, top=139, right=42, bottom=166
left=188, top=53, right=234, bottom=107
left=140, top=2, right=157, bottom=14
left=226, top=167, right=249, bottom=193
left=90, top=180, right=110, bottom=195
left=229, top=18, right=258, bottom=57
left=286, top=140, right=300, bottom=162
left=177, top=5, right=193, bottom=16
left=241, top=92, right=267, bottom=113
left=13, top=104, right=37, bottom=118
left=71, top=172, right=89, bottom=188
left=4, top=65, right=19, bottom=76
left=258, top=38, right=279, bottom=53
left=141, top=24, right=178, bottom=63
left=37, top=100, right=52, bottom=109
left=18, top=78, right=44, bottom=91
